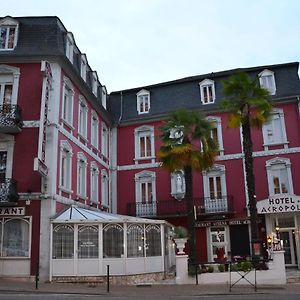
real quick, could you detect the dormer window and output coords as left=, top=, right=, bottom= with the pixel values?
left=92, top=71, right=98, bottom=96
left=137, top=89, right=150, bottom=114
left=102, top=86, right=107, bottom=109
left=65, top=32, right=74, bottom=63
left=0, top=17, right=19, bottom=50
left=259, top=69, right=276, bottom=95
left=199, top=79, right=216, bottom=104
left=80, top=54, right=87, bottom=81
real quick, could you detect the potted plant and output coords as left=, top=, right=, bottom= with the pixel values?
left=173, top=226, right=188, bottom=254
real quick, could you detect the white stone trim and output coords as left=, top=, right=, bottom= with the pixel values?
left=262, top=108, right=288, bottom=150
left=77, top=152, right=87, bottom=198
left=202, top=164, right=227, bottom=199
left=59, top=140, right=73, bottom=193
left=78, top=95, right=88, bottom=140
left=134, top=125, right=155, bottom=163
left=101, top=169, right=109, bottom=207
left=0, top=17, right=19, bottom=50
left=259, top=69, right=276, bottom=95
left=61, top=76, right=74, bottom=128
left=266, top=157, right=294, bottom=195
left=90, top=161, right=99, bottom=204
left=0, top=64, right=20, bottom=105
left=206, top=116, right=224, bottom=155
left=136, top=89, right=150, bottom=114
left=91, top=110, right=99, bottom=149
left=199, top=78, right=216, bottom=104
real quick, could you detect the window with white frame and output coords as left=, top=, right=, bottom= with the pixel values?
left=92, top=71, right=98, bottom=96
left=135, top=171, right=156, bottom=216
left=134, top=125, right=155, bottom=161
left=78, top=96, right=88, bottom=139
left=101, top=122, right=108, bottom=157
left=203, top=165, right=227, bottom=213
left=80, top=54, right=87, bottom=81
left=101, top=169, right=109, bottom=207
left=206, top=116, right=224, bottom=155
left=103, top=224, right=124, bottom=258
left=61, top=77, right=74, bottom=127
left=77, top=152, right=87, bottom=198
left=53, top=224, right=74, bottom=259
left=60, top=141, right=72, bottom=192
left=0, top=64, right=20, bottom=105
left=145, top=225, right=161, bottom=257
left=259, top=69, right=276, bottom=95
left=262, top=109, right=288, bottom=148
left=1, top=218, right=30, bottom=257
left=102, top=86, right=107, bottom=109
left=78, top=225, right=98, bottom=259
left=199, top=79, right=216, bottom=104
left=136, top=89, right=150, bottom=114
left=91, top=111, right=99, bottom=148
left=209, top=226, right=228, bottom=261
left=127, top=224, right=144, bottom=257
left=0, top=17, right=19, bottom=50
left=266, top=157, right=293, bottom=196
left=90, top=162, right=99, bottom=203
left=65, top=32, right=74, bottom=63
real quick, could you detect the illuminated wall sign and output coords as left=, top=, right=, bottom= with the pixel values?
left=195, top=219, right=250, bottom=228
left=257, top=195, right=300, bottom=214
left=0, top=207, right=25, bottom=216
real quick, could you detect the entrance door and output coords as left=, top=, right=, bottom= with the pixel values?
left=280, top=230, right=297, bottom=266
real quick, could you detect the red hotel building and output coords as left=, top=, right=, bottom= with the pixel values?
left=1, top=15, right=300, bottom=280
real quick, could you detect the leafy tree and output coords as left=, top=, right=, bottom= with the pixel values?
left=220, top=72, right=272, bottom=252
left=158, top=109, right=218, bottom=264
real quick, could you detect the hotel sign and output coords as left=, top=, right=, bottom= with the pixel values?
left=196, top=219, right=250, bottom=228
left=257, top=195, right=300, bottom=214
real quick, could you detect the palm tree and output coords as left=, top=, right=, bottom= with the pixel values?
left=220, top=72, right=272, bottom=255
left=158, top=109, right=218, bottom=264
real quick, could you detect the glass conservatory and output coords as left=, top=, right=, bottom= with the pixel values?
left=50, top=206, right=175, bottom=280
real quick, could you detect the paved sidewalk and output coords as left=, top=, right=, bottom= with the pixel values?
left=0, top=279, right=300, bottom=297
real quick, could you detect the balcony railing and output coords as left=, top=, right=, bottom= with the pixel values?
left=127, top=195, right=234, bottom=218
left=0, top=105, right=23, bottom=133
left=0, top=179, right=19, bottom=206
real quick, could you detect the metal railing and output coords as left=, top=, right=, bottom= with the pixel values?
left=127, top=195, right=234, bottom=217
left=0, top=104, right=23, bottom=132
left=0, top=178, right=19, bottom=206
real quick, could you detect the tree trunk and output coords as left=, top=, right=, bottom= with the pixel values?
left=242, top=117, right=258, bottom=247
left=184, top=165, right=196, bottom=265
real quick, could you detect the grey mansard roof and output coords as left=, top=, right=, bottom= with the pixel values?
left=108, top=62, right=300, bottom=125
left=0, top=16, right=111, bottom=124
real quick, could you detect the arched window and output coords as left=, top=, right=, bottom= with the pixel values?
left=2, top=218, right=29, bottom=257
left=103, top=224, right=123, bottom=258
left=52, top=224, right=74, bottom=259
left=127, top=224, right=144, bottom=257
left=145, top=225, right=161, bottom=257
left=78, top=225, right=98, bottom=259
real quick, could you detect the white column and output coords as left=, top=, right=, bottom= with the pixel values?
left=175, top=254, right=189, bottom=284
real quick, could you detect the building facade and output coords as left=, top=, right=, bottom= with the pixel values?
left=109, top=62, right=300, bottom=268
left=1, top=15, right=300, bottom=281
left=0, top=16, right=112, bottom=279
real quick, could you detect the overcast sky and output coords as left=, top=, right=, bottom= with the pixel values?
left=2, top=0, right=300, bottom=92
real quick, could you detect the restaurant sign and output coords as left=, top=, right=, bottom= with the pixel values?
left=257, top=195, right=300, bottom=214
left=0, top=207, right=25, bottom=216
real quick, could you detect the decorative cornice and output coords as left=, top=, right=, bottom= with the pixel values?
left=117, top=147, right=300, bottom=171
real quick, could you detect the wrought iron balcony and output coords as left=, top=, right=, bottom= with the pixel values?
left=0, top=105, right=23, bottom=133
left=127, top=195, right=234, bottom=218
left=0, top=179, right=19, bottom=206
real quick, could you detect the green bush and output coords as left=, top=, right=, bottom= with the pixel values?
left=241, top=261, right=252, bottom=272
left=207, top=265, right=214, bottom=273
left=218, top=264, right=225, bottom=272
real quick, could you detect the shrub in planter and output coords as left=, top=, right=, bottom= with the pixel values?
left=207, top=265, right=214, bottom=273
left=241, top=261, right=252, bottom=272
left=218, top=264, right=225, bottom=272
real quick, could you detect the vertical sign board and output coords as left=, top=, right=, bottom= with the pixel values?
left=34, top=61, right=52, bottom=177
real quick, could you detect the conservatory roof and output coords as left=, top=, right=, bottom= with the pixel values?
left=51, top=205, right=167, bottom=225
